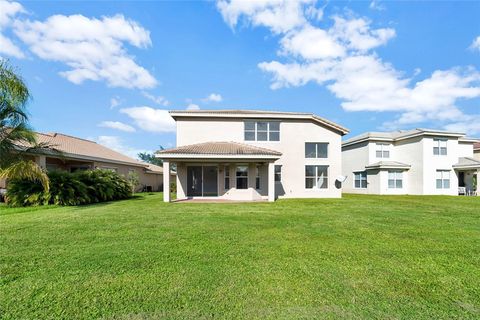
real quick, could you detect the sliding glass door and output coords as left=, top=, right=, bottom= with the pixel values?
left=187, top=166, right=218, bottom=197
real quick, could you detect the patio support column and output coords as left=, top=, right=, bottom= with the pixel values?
left=268, top=162, right=275, bottom=202
left=163, top=160, right=170, bottom=202
left=477, top=170, right=480, bottom=196
left=35, top=155, right=46, bottom=169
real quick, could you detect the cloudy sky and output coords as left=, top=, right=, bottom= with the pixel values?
left=1, top=0, right=479, bottom=158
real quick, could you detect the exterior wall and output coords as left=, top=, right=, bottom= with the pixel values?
left=176, top=118, right=343, bottom=198
left=341, top=142, right=371, bottom=194
left=474, top=149, right=480, bottom=160
left=394, top=137, right=423, bottom=195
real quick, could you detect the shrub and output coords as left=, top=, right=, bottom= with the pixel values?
left=5, top=179, right=49, bottom=207
left=6, top=169, right=132, bottom=207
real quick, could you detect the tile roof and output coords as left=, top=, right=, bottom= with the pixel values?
left=365, top=161, right=411, bottom=170
left=343, top=128, right=469, bottom=146
left=169, top=109, right=349, bottom=135
left=453, top=157, right=480, bottom=169
left=16, top=132, right=147, bottom=167
left=157, top=141, right=282, bottom=157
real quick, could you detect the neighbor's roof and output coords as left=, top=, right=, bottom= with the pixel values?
left=343, top=128, right=473, bottom=147
left=156, top=141, right=282, bottom=159
left=453, top=157, right=480, bottom=169
left=15, top=132, right=151, bottom=168
left=169, top=109, right=349, bottom=135
left=474, top=142, right=480, bottom=151
left=365, top=161, right=411, bottom=170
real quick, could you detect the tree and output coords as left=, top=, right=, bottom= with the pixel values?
left=0, top=60, right=49, bottom=191
left=138, top=147, right=164, bottom=166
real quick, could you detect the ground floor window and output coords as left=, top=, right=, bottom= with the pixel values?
left=256, top=165, right=261, bottom=190
left=305, top=165, right=328, bottom=189
left=388, top=170, right=403, bottom=189
left=436, top=170, right=450, bottom=189
left=274, top=165, right=282, bottom=182
left=354, top=171, right=367, bottom=188
left=236, top=166, right=248, bottom=189
left=224, top=165, right=230, bottom=189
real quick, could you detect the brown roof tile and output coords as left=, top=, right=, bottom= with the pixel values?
left=157, top=141, right=282, bottom=157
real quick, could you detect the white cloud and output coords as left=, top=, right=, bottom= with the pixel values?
left=470, top=36, right=480, bottom=52
left=202, top=93, right=223, bottom=103
left=369, top=0, right=386, bottom=11
left=98, top=120, right=136, bottom=132
left=443, top=115, right=480, bottom=135
left=96, top=135, right=149, bottom=159
left=0, top=0, right=25, bottom=58
left=110, top=97, right=121, bottom=109
left=13, top=13, right=157, bottom=89
left=217, top=0, right=315, bottom=34
left=120, top=106, right=175, bottom=133
left=218, top=0, right=480, bottom=130
left=142, top=91, right=169, bottom=106
left=186, top=103, right=200, bottom=110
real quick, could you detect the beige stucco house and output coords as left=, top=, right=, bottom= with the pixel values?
left=156, top=110, right=349, bottom=202
left=1, top=132, right=173, bottom=192
left=342, top=129, right=480, bottom=196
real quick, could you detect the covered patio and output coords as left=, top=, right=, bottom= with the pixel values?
left=157, top=142, right=282, bottom=202
left=453, top=157, right=480, bottom=196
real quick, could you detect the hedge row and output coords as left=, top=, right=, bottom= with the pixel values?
left=6, top=169, right=132, bottom=207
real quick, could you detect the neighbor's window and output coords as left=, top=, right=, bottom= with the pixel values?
left=305, top=165, right=328, bottom=189
left=436, top=170, right=450, bottom=189
left=236, top=166, right=248, bottom=189
left=305, top=143, right=328, bottom=158
left=354, top=171, right=367, bottom=189
left=256, top=165, right=261, bottom=190
left=376, top=143, right=390, bottom=158
left=224, top=165, right=230, bottom=189
left=388, top=170, right=403, bottom=189
left=274, top=165, right=282, bottom=182
left=433, top=139, right=448, bottom=155
left=244, top=121, right=280, bottom=141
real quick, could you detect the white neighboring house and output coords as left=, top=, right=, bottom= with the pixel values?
left=157, top=110, right=349, bottom=202
left=342, top=129, right=480, bottom=196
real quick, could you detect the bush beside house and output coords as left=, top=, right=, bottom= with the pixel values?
left=6, top=170, right=132, bottom=207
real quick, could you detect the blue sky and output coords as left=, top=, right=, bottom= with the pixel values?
left=1, top=0, right=479, bottom=158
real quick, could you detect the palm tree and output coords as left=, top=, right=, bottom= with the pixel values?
left=0, top=60, right=49, bottom=190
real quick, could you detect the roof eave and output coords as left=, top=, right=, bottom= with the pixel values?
left=156, top=154, right=281, bottom=160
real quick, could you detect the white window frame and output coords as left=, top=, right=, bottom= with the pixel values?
left=388, top=170, right=403, bottom=189
left=354, top=171, right=367, bottom=189
left=236, top=165, right=248, bottom=189
left=375, top=143, right=390, bottom=158
left=274, top=165, right=282, bottom=183
left=305, top=165, right=329, bottom=189
left=224, top=165, right=230, bottom=190
left=433, top=139, right=448, bottom=156
left=436, top=170, right=451, bottom=189
left=305, top=142, right=329, bottom=158
left=244, top=121, right=280, bottom=142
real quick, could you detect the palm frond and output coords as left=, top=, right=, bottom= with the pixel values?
left=0, top=160, right=49, bottom=191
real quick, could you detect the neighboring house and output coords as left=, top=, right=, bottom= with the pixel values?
left=342, top=129, right=480, bottom=195
left=0, top=132, right=174, bottom=192
left=156, top=110, right=349, bottom=202
left=474, top=142, right=480, bottom=160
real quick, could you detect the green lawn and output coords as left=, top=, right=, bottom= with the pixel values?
left=1, top=194, right=479, bottom=319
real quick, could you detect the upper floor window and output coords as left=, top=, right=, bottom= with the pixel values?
left=436, top=170, right=450, bottom=189
left=305, top=143, right=328, bottom=158
left=354, top=171, right=367, bottom=189
left=244, top=121, right=280, bottom=141
left=305, top=165, right=328, bottom=189
left=376, top=143, right=390, bottom=158
left=388, top=170, right=403, bottom=189
left=433, top=139, right=447, bottom=155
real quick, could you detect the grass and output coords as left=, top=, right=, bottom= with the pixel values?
left=1, top=193, right=479, bottom=319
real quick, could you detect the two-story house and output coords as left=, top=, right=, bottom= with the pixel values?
left=157, top=110, right=349, bottom=202
left=342, top=129, right=480, bottom=195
